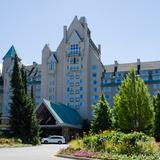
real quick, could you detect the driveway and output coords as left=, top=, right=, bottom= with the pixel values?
left=0, top=144, right=70, bottom=160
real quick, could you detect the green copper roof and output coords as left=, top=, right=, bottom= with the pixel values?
left=37, top=99, right=82, bottom=128
left=3, top=45, right=16, bottom=60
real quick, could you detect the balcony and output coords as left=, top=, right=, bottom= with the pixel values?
left=67, top=51, right=80, bottom=57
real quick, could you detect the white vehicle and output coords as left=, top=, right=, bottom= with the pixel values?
left=41, top=135, right=65, bottom=144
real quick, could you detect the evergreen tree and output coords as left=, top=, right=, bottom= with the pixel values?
left=82, top=119, right=90, bottom=135
left=31, top=85, right=34, bottom=101
left=91, top=94, right=112, bottom=133
left=113, top=68, right=154, bottom=133
left=10, top=54, right=25, bottom=139
left=21, top=68, right=40, bottom=144
left=10, top=55, right=40, bottom=144
left=21, top=65, right=27, bottom=94
left=153, top=92, right=160, bottom=142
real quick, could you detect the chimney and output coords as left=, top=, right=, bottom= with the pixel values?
left=114, top=60, right=118, bottom=67
left=79, top=17, right=86, bottom=25
left=113, top=60, right=118, bottom=77
left=137, top=58, right=141, bottom=75
left=63, top=25, right=67, bottom=43
left=98, top=44, right=101, bottom=57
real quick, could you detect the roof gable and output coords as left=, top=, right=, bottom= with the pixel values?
left=68, top=30, right=82, bottom=43
left=67, top=16, right=84, bottom=41
left=36, top=99, right=82, bottom=128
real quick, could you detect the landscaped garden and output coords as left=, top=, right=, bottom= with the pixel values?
left=58, top=68, right=160, bottom=160
left=59, top=131, right=160, bottom=160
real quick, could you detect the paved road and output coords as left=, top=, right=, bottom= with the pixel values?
left=0, top=144, right=71, bottom=160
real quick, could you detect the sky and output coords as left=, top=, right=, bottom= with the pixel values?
left=1, top=0, right=160, bottom=68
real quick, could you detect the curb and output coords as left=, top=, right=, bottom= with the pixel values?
left=56, top=154, right=100, bottom=160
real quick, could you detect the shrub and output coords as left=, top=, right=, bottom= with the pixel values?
left=0, top=138, right=22, bottom=145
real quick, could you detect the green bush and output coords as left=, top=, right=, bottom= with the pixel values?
left=0, top=138, right=22, bottom=145
left=69, top=130, right=159, bottom=156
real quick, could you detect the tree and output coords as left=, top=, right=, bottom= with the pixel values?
left=153, top=92, right=160, bottom=142
left=10, top=55, right=40, bottom=144
left=113, top=68, right=154, bottom=133
left=91, top=94, right=112, bottom=133
left=21, top=65, right=27, bottom=94
left=82, top=119, right=90, bottom=135
left=21, top=66, right=40, bottom=144
left=10, top=54, right=25, bottom=139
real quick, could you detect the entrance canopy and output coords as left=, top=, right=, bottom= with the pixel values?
left=35, top=99, right=82, bottom=129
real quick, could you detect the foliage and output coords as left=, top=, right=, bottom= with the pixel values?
left=82, top=119, right=90, bottom=135
left=10, top=54, right=26, bottom=139
left=113, top=68, right=154, bottom=133
left=91, top=94, right=112, bottom=133
left=0, top=138, right=22, bottom=145
left=68, top=131, right=160, bottom=157
left=10, top=55, right=40, bottom=145
left=153, top=92, right=160, bottom=142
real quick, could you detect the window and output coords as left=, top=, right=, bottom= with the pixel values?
left=70, top=44, right=80, bottom=52
left=69, top=74, right=74, bottom=79
left=75, top=82, right=80, bottom=86
left=70, top=98, right=74, bottom=102
left=104, top=87, right=111, bottom=92
left=48, top=62, right=54, bottom=70
left=70, top=82, right=74, bottom=87
left=92, top=73, right=97, bottom=77
left=153, top=84, right=160, bottom=89
left=76, top=98, right=80, bottom=102
left=142, top=76, right=148, bottom=81
left=153, top=76, right=160, bottom=80
left=93, top=80, right=97, bottom=85
left=80, top=87, right=83, bottom=91
left=68, top=44, right=80, bottom=56
left=92, top=65, right=97, bottom=70
left=94, top=95, right=99, bottom=100
left=75, top=90, right=80, bottom=94
left=93, top=88, right=97, bottom=92
left=75, top=74, right=80, bottom=79
left=115, top=79, right=121, bottom=83
left=70, top=90, right=74, bottom=94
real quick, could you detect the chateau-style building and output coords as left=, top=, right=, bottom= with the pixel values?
left=0, top=16, right=160, bottom=138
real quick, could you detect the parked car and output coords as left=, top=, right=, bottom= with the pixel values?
left=41, top=135, right=65, bottom=144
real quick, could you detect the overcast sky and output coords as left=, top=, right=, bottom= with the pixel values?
left=1, top=0, right=160, bottom=67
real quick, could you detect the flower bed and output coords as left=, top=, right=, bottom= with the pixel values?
left=58, top=131, right=160, bottom=160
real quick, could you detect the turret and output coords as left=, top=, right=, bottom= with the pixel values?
left=2, top=45, right=17, bottom=78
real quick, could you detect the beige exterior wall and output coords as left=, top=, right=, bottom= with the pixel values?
left=41, top=16, right=104, bottom=120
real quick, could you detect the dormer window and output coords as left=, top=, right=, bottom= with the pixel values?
left=48, top=61, right=54, bottom=70
left=47, top=53, right=56, bottom=72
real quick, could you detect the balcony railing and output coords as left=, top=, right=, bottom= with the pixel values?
left=67, top=51, right=80, bottom=57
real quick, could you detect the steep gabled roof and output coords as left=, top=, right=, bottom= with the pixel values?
left=36, top=99, right=82, bottom=128
left=3, top=45, right=17, bottom=60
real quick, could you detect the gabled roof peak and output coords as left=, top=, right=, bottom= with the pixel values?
left=42, top=44, right=51, bottom=53
left=3, top=45, right=17, bottom=60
